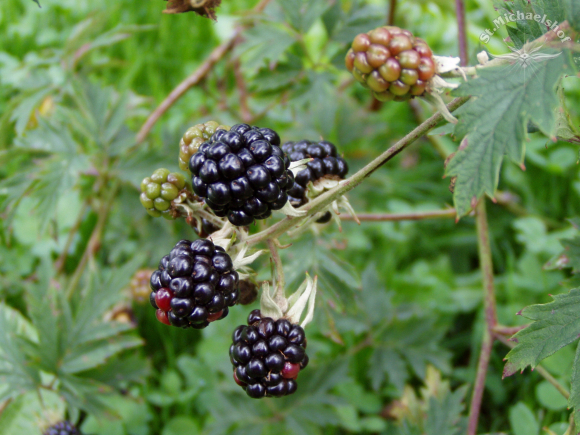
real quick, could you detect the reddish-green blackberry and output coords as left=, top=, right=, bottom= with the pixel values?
left=345, top=26, right=435, bottom=101
left=189, top=123, right=294, bottom=226
left=281, top=140, right=348, bottom=223
left=149, top=239, right=239, bottom=329
left=43, top=421, right=82, bottom=435
left=230, top=309, right=309, bottom=398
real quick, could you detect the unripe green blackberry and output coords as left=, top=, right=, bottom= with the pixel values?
left=179, top=121, right=230, bottom=172
left=345, top=26, right=435, bottom=101
left=140, top=168, right=186, bottom=219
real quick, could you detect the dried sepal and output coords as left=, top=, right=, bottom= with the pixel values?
left=163, top=0, right=222, bottom=20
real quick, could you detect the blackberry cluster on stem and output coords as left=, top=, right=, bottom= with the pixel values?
left=189, top=123, right=294, bottom=226
left=281, top=140, right=349, bottom=223
left=149, top=239, right=239, bottom=329
left=230, top=310, right=309, bottom=398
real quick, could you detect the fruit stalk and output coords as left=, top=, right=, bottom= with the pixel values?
left=267, top=239, right=286, bottom=311
left=244, top=96, right=470, bottom=247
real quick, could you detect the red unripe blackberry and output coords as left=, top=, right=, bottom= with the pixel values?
left=346, top=26, right=435, bottom=101
left=281, top=139, right=348, bottom=223
left=43, top=421, right=82, bottom=435
left=189, top=124, right=293, bottom=226
left=230, top=310, right=308, bottom=398
left=149, top=239, right=239, bottom=329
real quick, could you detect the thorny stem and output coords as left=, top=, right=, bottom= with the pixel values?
left=496, top=334, right=570, bottom=400
left=244, top=96, right=470, bottom=247
left=267, top=239, right=286, bottom=309
left=65, top=180, right=119, bottom=299
left=340, top=209, right=456, bottom=222
left=135, top=0, right=272, bottom=143
left=467, top=199, right=498, bottom=435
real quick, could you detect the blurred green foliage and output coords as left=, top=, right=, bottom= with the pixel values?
left=0, top=0, right=579, bottom=434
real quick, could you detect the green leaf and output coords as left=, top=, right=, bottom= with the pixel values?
left=162, top=416, right=201, bottom=435
left=504, top=288, right=580, bottom=377
left=536, top=380, right=568, bottom=410
left=0, top=305, right=40, bottom=402
left=0, top=389, right=65, bottom=435
left=60, top=334, right=143, bottom=374
left=368, top=348, right=407, bottom=392
left=446, top=51, right=572, bottom=216
left=425, top=385, right=468, bottom=435
left=236, top=24, right=296, bottom=75
left=278, top=0, right=331, bottom=33
left=509, top=402, right=539, bottom=435
left=563, top=0, right=580, bottom=31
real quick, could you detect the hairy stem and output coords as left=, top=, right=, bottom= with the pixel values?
left=455, top=0, right=468, bottom=66
left=245, top=96, right=470, bottom=247
left=467, top=199, right=498, bottom=435
left=341, top=209, right=456, bottom=222
left=267, top=239, right=286, bottom=307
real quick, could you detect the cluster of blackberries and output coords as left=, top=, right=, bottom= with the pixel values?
left=149, top=239, right=239, bottom=329
left=345, top=26, right=435, bottom=101
left=230, top=310, right=309, bottom=398
left=281, top=140, right=349, bottom=223
left=43, top=421, right=82, bottom=435
left=189, top=124, right=294, bottom=226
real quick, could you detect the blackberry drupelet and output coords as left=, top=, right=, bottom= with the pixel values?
left=230, top=310, right=309, bottom=398
left=345, top=26, right=436, bottom=101
left=179, top=121, right=230, bottom=172
left=149, top=239, right=239, bottom=329
left=140, top=168, right=186, bottom=219
left=281, top=139, right=349, bottom=223
left=189, top=123, right=293, bottom=226
left=43, top=421, right=82, bottom=435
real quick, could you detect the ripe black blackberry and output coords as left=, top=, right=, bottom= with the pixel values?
left=230, top=310, right=309, bottom=398
left=149, top=239, right=239, bottom=329
left=189, top=123, right=294, bottom=226
left=43, top=421, right=82, bottom=435
left=281, top=140, right=349, bottom=222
